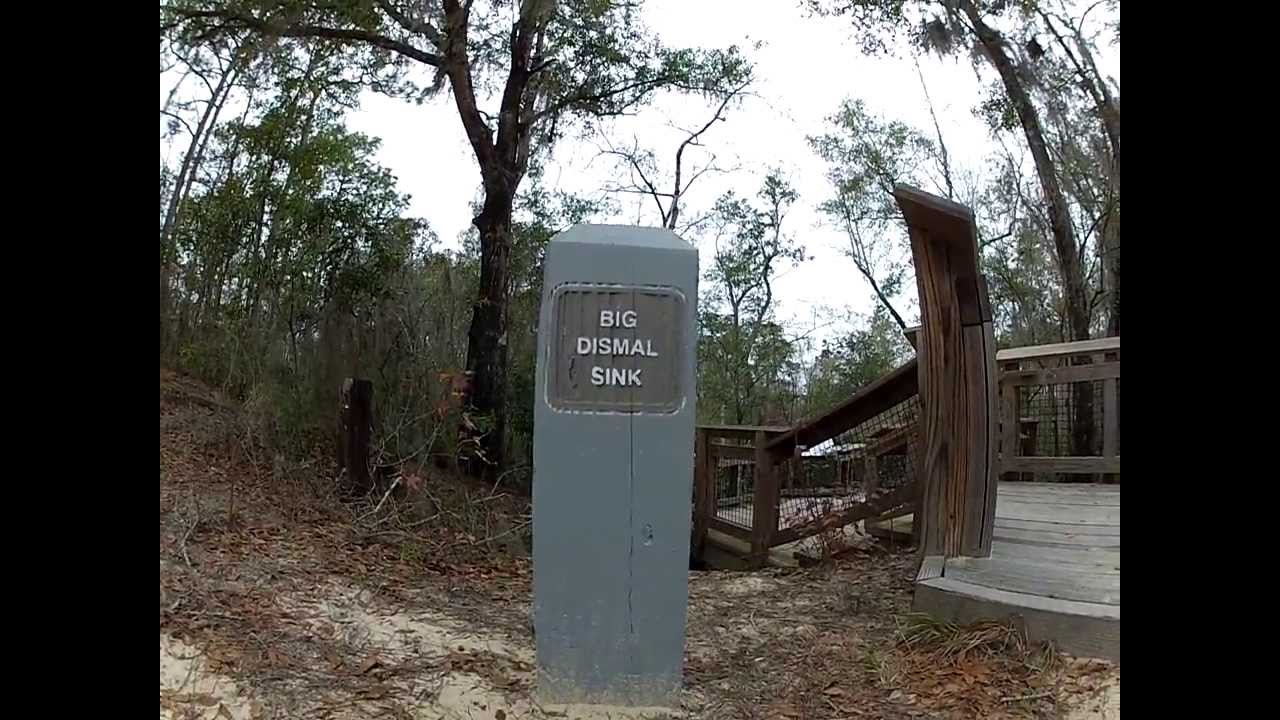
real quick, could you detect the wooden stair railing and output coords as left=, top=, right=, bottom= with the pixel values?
left=695, top=185, right=1002, bottom=566
left=693, top=361, right=925, bottom=566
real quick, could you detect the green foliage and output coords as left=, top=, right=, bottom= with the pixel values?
left=534, top=2, right=753, bottom=123
left=802, top=304, right=910, bottom=417
left=810, top=98, right=933, bottom=324
left=975, top=79, right=1020, bottom=133
left=163, top=1, right=758, bottom=472
left=811, top=98, right=934, bottom=208
left=804, top=0, right=911, bottom=55
left=697, top=171, right=804, bottom=425
left=164, top=59, right=456, bottom=459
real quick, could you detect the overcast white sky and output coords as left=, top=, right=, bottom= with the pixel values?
left=163, top=0, right=1119, bottom=350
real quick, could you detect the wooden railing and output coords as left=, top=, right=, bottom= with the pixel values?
left=692, top=188, right=1118, bottom=565
left=996, top=337, right=1121, bottom=480
left=692, top=424, right=788, bottom=561
left=693, top=361, right=923, bottom=564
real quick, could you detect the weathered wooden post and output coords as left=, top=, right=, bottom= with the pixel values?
left=749, top=430, right=780, bottom=566
left=894, top=185, right=998, bottom=559
left=339, top=378, right=373, bottom=495
left=533, top=224, right=698, bottom=708
left=691, top=428, right=712, bottom=561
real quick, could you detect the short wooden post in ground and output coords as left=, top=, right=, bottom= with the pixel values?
left=339, top=378, right=373, bottom=495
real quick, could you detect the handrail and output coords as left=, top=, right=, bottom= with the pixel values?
left=699, top=423, right=791, bottom=434
left=765, top=358, right=919, bottom=458
left=693, top=359, right=924, bottom=565
left=996, top=336, right=1120, bottom=363
left=997, top=335, right=1121, bottom=479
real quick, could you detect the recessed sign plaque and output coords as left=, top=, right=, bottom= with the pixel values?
left=547, top=284, right=685, bottom=414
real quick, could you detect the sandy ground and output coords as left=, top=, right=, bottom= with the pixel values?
left=1063, top=677, right=1119, bottom=720
left=159, top=369, right=1118, bottom=719
left=161, top=634, right=255, bottom=720
left=160, top=598, right=1118, bottom=720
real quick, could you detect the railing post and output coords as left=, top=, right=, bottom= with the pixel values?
left=896, top=184, right=998, bottom=559
left=750, top=430, right=779, bottom=566
left=692, top=429, right=712, bottom=558
left=1099, top=352, right=1120, bottom=484
left=999, top=361, right=1021, bottom=481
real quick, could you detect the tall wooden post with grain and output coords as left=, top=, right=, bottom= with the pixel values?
left=894, top=185, right=998, bottom=559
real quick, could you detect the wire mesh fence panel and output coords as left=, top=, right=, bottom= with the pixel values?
left=998, top=346, right=1121, bottom=483
left=712, top=444, right=757, bottom=530
left=777, top=395, right=922, bottom=532
left=1014, top=379, right=1106, bottom=457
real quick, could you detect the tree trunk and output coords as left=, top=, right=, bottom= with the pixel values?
left=160, top=52, right=241, bottom=355
left=442, top=0, right=540, bottom=478
left=1106, top=236, right=1119, bottom=336
left=1041, top=9, right=1120, bottom=337
left=961, top=1, right=1095, bottom=457
left=463, top=194, right=515, bottom=477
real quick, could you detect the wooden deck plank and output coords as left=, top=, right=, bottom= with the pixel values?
left=1001, top=456, right=1120, bottom=474
left=945, top=555, right=1119, bottom=606
left=866, top=514, right=914, bottom=542
left=917, top=555, right=945, bottom=581
left=998, top=484, right=1121, bottom=502
left=994, top=517, right=1120, bottom=535
left=997, top=484, right=1121, bottom=497
left=994, top=336, right=1121, bottom=363
left=995, top=497, right=1120, bottom=509
left=944, top=564, right=1119, bottom=605
left=997, top=482, right=1119, bottom=493
left=705, top=529, right=797, bottom=569
left=989, top=542, right=1120, bottom=569
left=913, top=482, right=1120, bottom=661
left=995, top=489, right=1121, bottom=506
left=952, top=552, right=1119, bottom=579
left=993, top=528, right=1121, bottom=549
left=996, top=501, right=1120, bottom=525
left=953, top=555, right=1118, bottom=582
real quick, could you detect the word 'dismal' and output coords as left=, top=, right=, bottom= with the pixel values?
left=577, top=337, right=659, bottom=357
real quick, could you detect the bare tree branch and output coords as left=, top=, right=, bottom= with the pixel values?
left=160, top=109, right=197, bottom=138
left=374, top=0, right=442, bottom=46
left=667, top=80, right=750, bottom=228
left=833, top=193, right=908, bottom=331
left=167, top=7, right=444, bottom=67
left=913, top=54, right=954, bottom=200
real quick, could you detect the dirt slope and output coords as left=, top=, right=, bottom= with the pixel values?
left=159, top=369, right=1117, bottom=719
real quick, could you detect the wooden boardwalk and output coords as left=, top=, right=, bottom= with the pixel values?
left=913, top=482, right=1120, bottom=662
